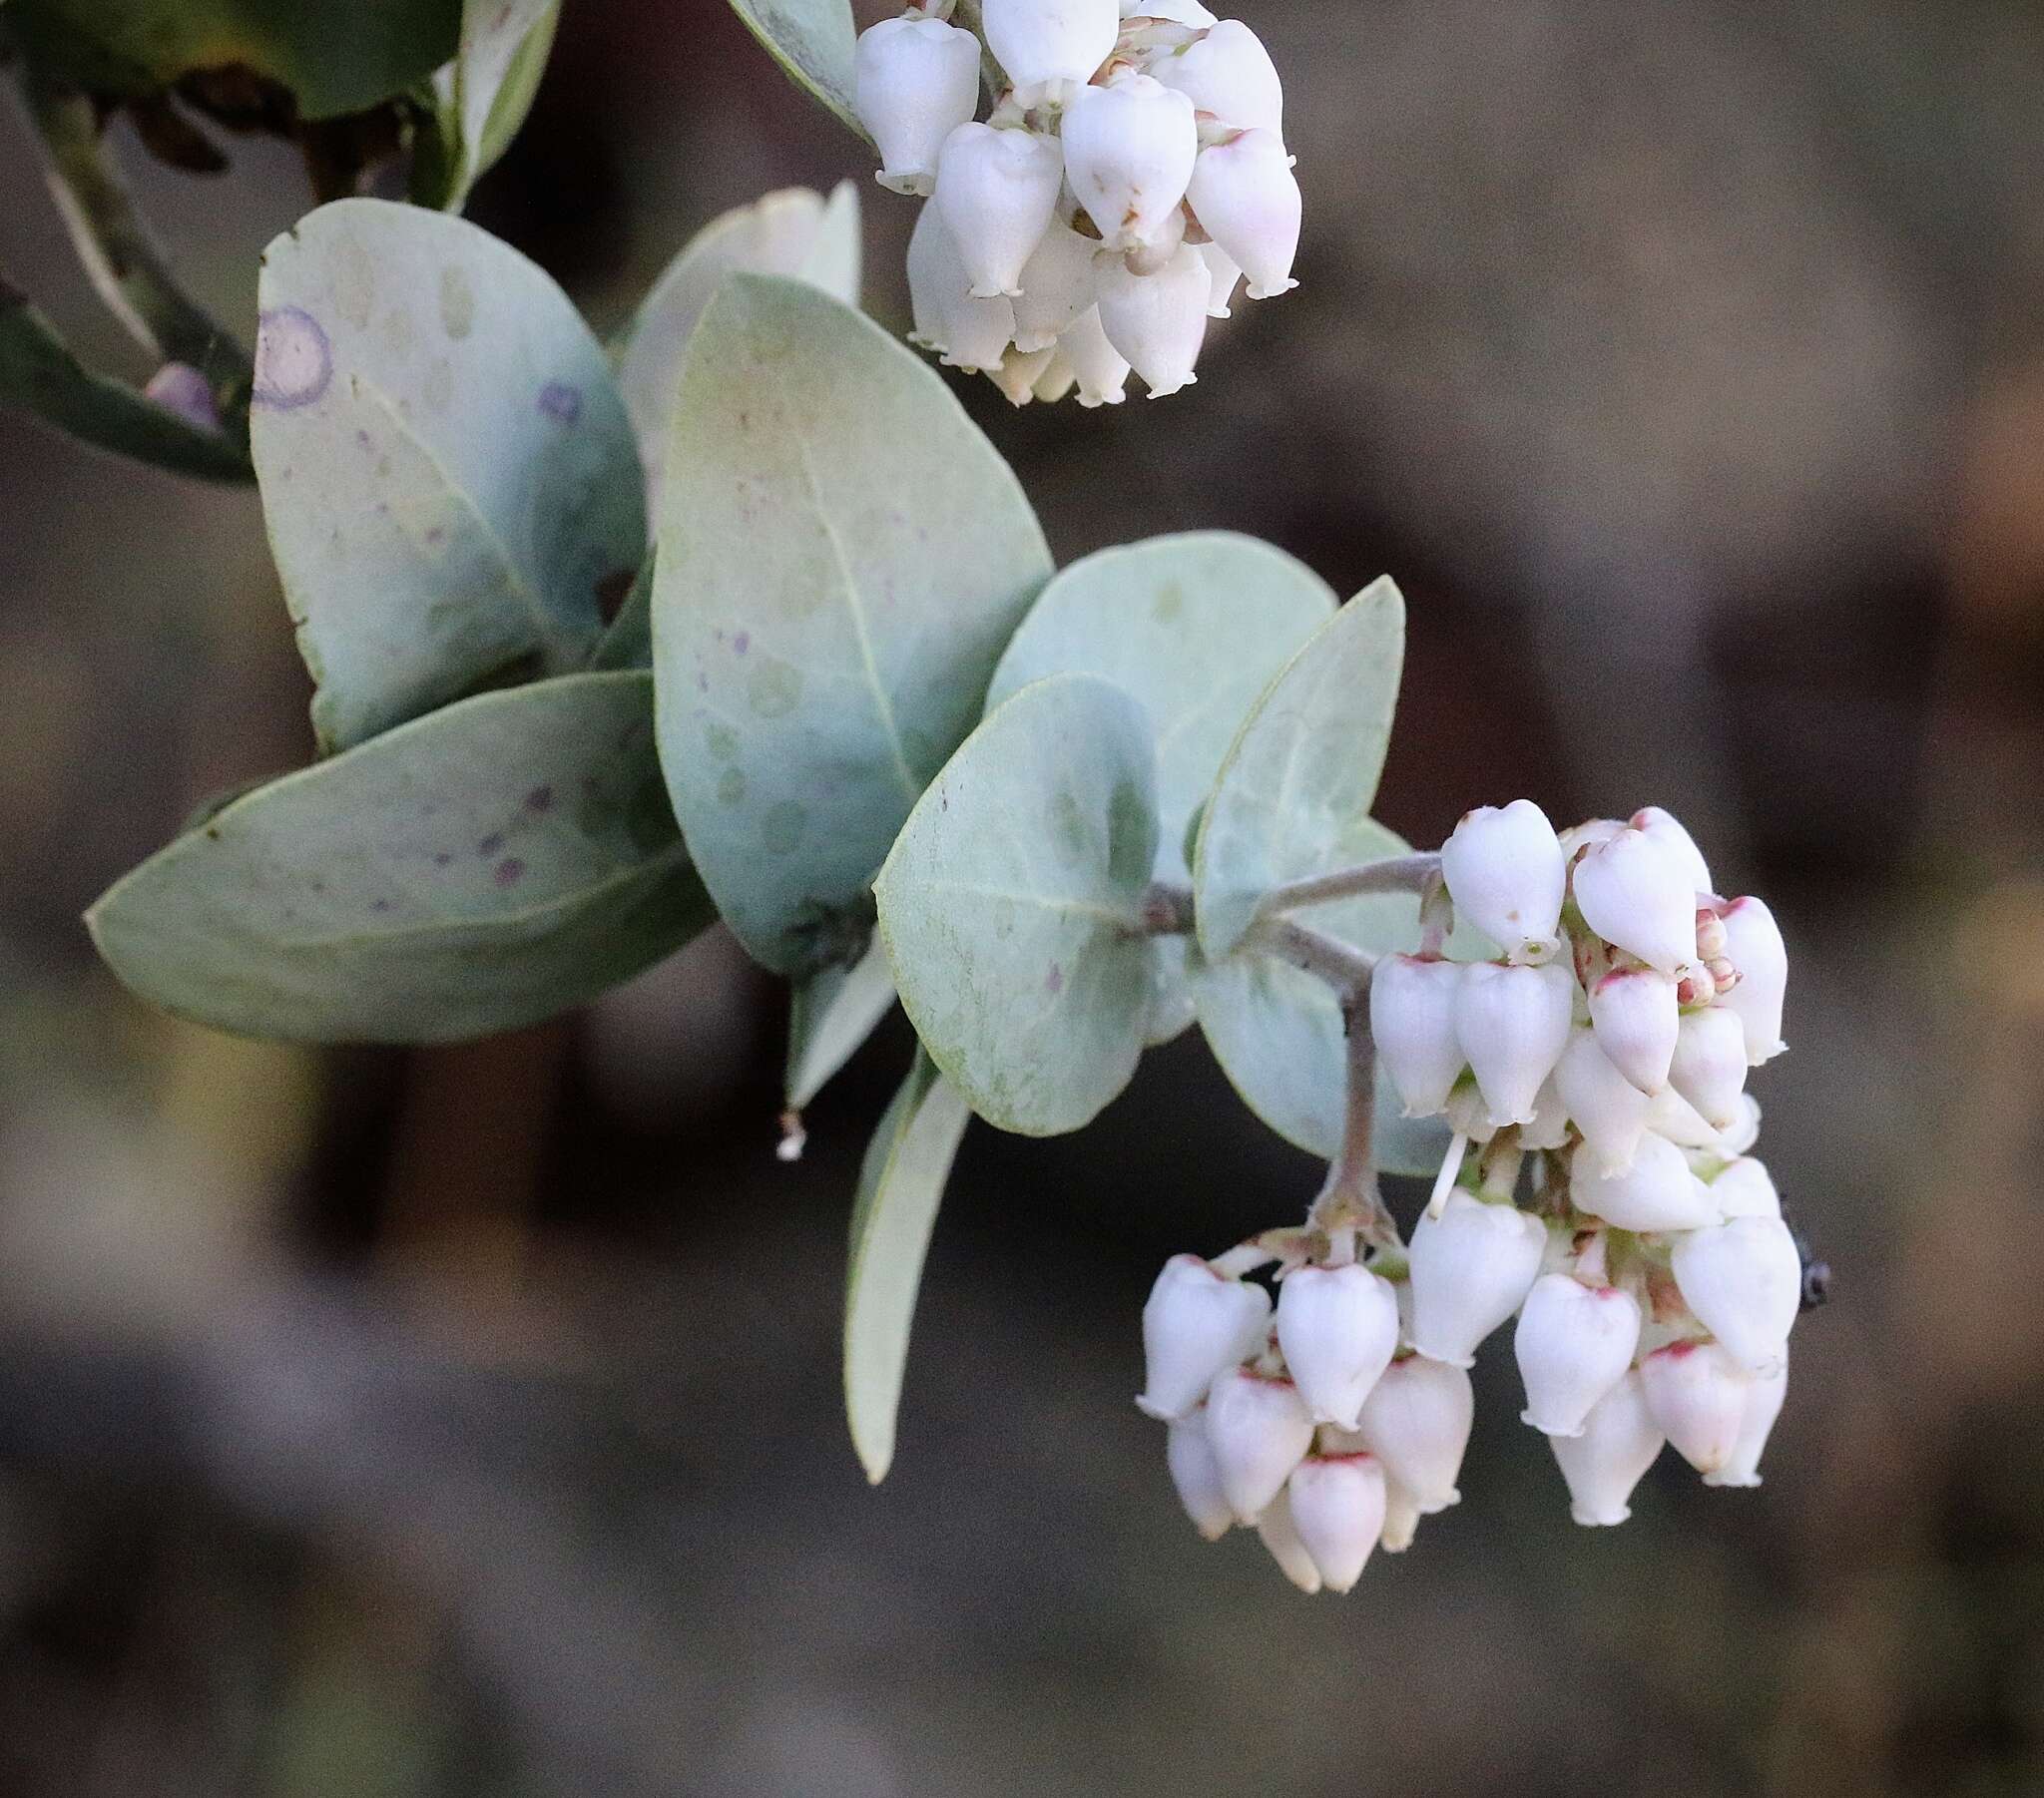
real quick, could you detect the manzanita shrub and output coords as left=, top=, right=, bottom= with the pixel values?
left=6, top=0, right=1818, bottom=1601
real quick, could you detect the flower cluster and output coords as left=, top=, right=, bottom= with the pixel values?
left=852, top=0, right=1300, bottom=404
left=1140, top=804, right=1808, bottom=1593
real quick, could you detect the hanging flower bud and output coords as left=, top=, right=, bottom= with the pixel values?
left=1704, top=1154, right=1782, bottom=1220
left=1198, top=239, right=1243, bottom=315
left=933, top=123, right=1064, bottom=298
left=1286, top=1452, right=1387, bottom=1593
left=1514, top=1274, right=1643, bottom=1437
left=1644, top=1082, right=1718, bottom=1149
left=1094, top=241, right=1210, bottom=396
left=1010, top=220, right=1102, bottom=350
left=1571, top=827, right=1700, bottom=974
left=1165, top=1408, right=1235, bottom=1539
left=1062, top=72, right=1199, bottom=250
left=1670, top=1215, right=1801, bottom=1375
left=1639, top=1339, right=1753, bottom=1475
left=1124, top=0, right=1218, bottom=26
left=1569, top=1132, right=1722, bottom=1231
left=1454, top=961, right=1574, bottom=1126
left=1587, top=966, right=1680, bottom=1095
left=1276, top=1262, right=1400, bottom=1430
left=1517, top=1074, right=1572, bottom=1150
left=1059, top=304, right=1130, bottom=405
left=1667, top=1006, right=1748, bottom=1130
left=1253, top=1484, right=1321, bottom=1591
left=1151, top=19, right=1284, bottom=137
left=905, top=202, right=1017, bottom=370
left=984, top=342, right=1059, bottom=405
left=1553, top=1026, right=1650, bottom=1174
left=1717, top=896, right=1788, bottom=1064
left=1185, top=127, right=1299, bottom=298
left=1378, top=1482, right=1421, bottom=1552
left=1369, top=953, right=1466, bottom=1117
left=854, top=16, right=983, bottom=197
left=1714, top=1093, right=1762, bottom=1156
left=1702, top=1358, right=1788, bottom=1488
left=1550, top=1369, right=1664, bottom=1525
left=1354, top=1352, right=1473, bottom=1512
left=1136, top=1253, right=1272, bottom=1420
left=1439, top=799, right=1566, bottom=963
left=1205, top=1365, right=1314, bottom=1521
left=1442, top=1078, right=1501, bottom=1144
left=1407, top=1190, right=1547, bottom=1368
left=1031, top=345, right=1078, bottom=401
left=1629, top=805, right=1714, bottom=897
left=981, top=0, right=1120, bottom=103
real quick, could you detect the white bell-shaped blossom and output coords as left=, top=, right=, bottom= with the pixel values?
left=1095, top=242, right=1210, bottom=396
left=1205, top=1365, right=1314, bottom=1521
left=1010, top=221, right=1102, bottom=350
left=1639, top=1339, right=1753, bottom=1475
left=1670, top=1215, right=1800, bottom=1375
left=1454, top=960, right=1574, bottom=1127
left=1551, top=1369, right=1664, bottom=1525
left=854, top=16, right=983, bottom=197
left=1645, top=1082, right=1719, bottom=1149
left=1031, top=346, right=1078, bottom=401
left=1569, top=1132, right=1721, bottom=1231
left=1276, top=1262, right=1399, bottom=1430
left=1717, top=895, right=1788, bottom=1064
left=1151, top=19, right=1283, bottom=136
left=1165, top=1408, right=1235, bottom=1539
left=1703, top=1359, right=1788, bottom=1489
left=1378, top=1482, right=1422, bottom=1552
left=1517, top=1073, right=1572, bottom=1150
left=1136, top=1252, right=1272, bottom=1420
left=1442, top=1079, right=1501, bottom=1144
left=1123, top=0, right=1218, bottom=26
left=1198, top=239, right=1242, bottom=315
left=1407, top=1190, right=1547, bottom=1368
left=1705, top=1154, right=1782, bottom=1220
left=1715, top=1093, right=1762, bottom=1155
left=933, top=123, right=1064, bottom=298
left=1553, top=1026, right=1650, bottom=1174
left=986, top=343, right=1059, bottom=406
left=1059, top=304, right=1130, bottom=405
left=1587, top=965, right=1680, bottom=1095
left=1668, top=1006, right=1748, bottom=1130
left=1439, top=799, right=1566, bottom=963
left=1287, top=1453, right=1387, bottom=1593
left=905, top=202, right=1017, bottom=370
left=1253, top=1485, right=1321, bottom=1591
left=1572, top=826, right=1700, bottom=974
left=981, top=0, right=1120, bottom=102
left=1185, top=127, right=1298, bottom=297
left=1354, top=1353, right=1473, bottom=1512
left=1369, top=953, right=1466, bottom=1117
left=1630, top=805, right=1714, bottom=897
left=1514, top=1274, right=1643, bottom=1437
left=1062, top=72, right=1199, bottom=250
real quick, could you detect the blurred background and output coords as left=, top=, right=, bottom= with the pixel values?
left=3, top=0, right=2043, bottom=1792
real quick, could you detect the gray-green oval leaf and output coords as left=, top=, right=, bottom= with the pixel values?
left=417, top=0, right=561, bottom=212
left=617, top=184, right=861, bottom=501
left=874, top=674, right=1161, bottom=1136
left=787, top=933, right=896, bottom=1112
left=655, top=274, right=1050, bottom=977
left=86, top=671, right=711, bottom=1044
left=252, top=200, right=645, bottom=751
left=1193, top=576, right=1406, bottom=958
left=845, top=1047, right=970, bottom=1483
left=1189, top=817, right=1460, bottom=1172
left=726, top=0, right=863, bottom=138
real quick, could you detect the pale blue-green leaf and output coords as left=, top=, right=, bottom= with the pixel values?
left=874, top=674, right=1161, bottom=1135
left=454, top=0, right=559, bottom=200
left=727, top=0, right=865, bottom=139
left=617, top=184, right=861, bottom=501
left=845, top=1046, right=970, bottom=1482
left=655, top=275, right=1050, bottom=977
left=252, top=199, right=645, bottom=751
left=986, top=532, right=1335, bottom=881
left=86, top=672, right=711, bottom=1044
left=588, top=548, right=654, bottom=672
left=787, top=932, right=897, bottom=1111
left=1193, top=577, right=1405, bottom=958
